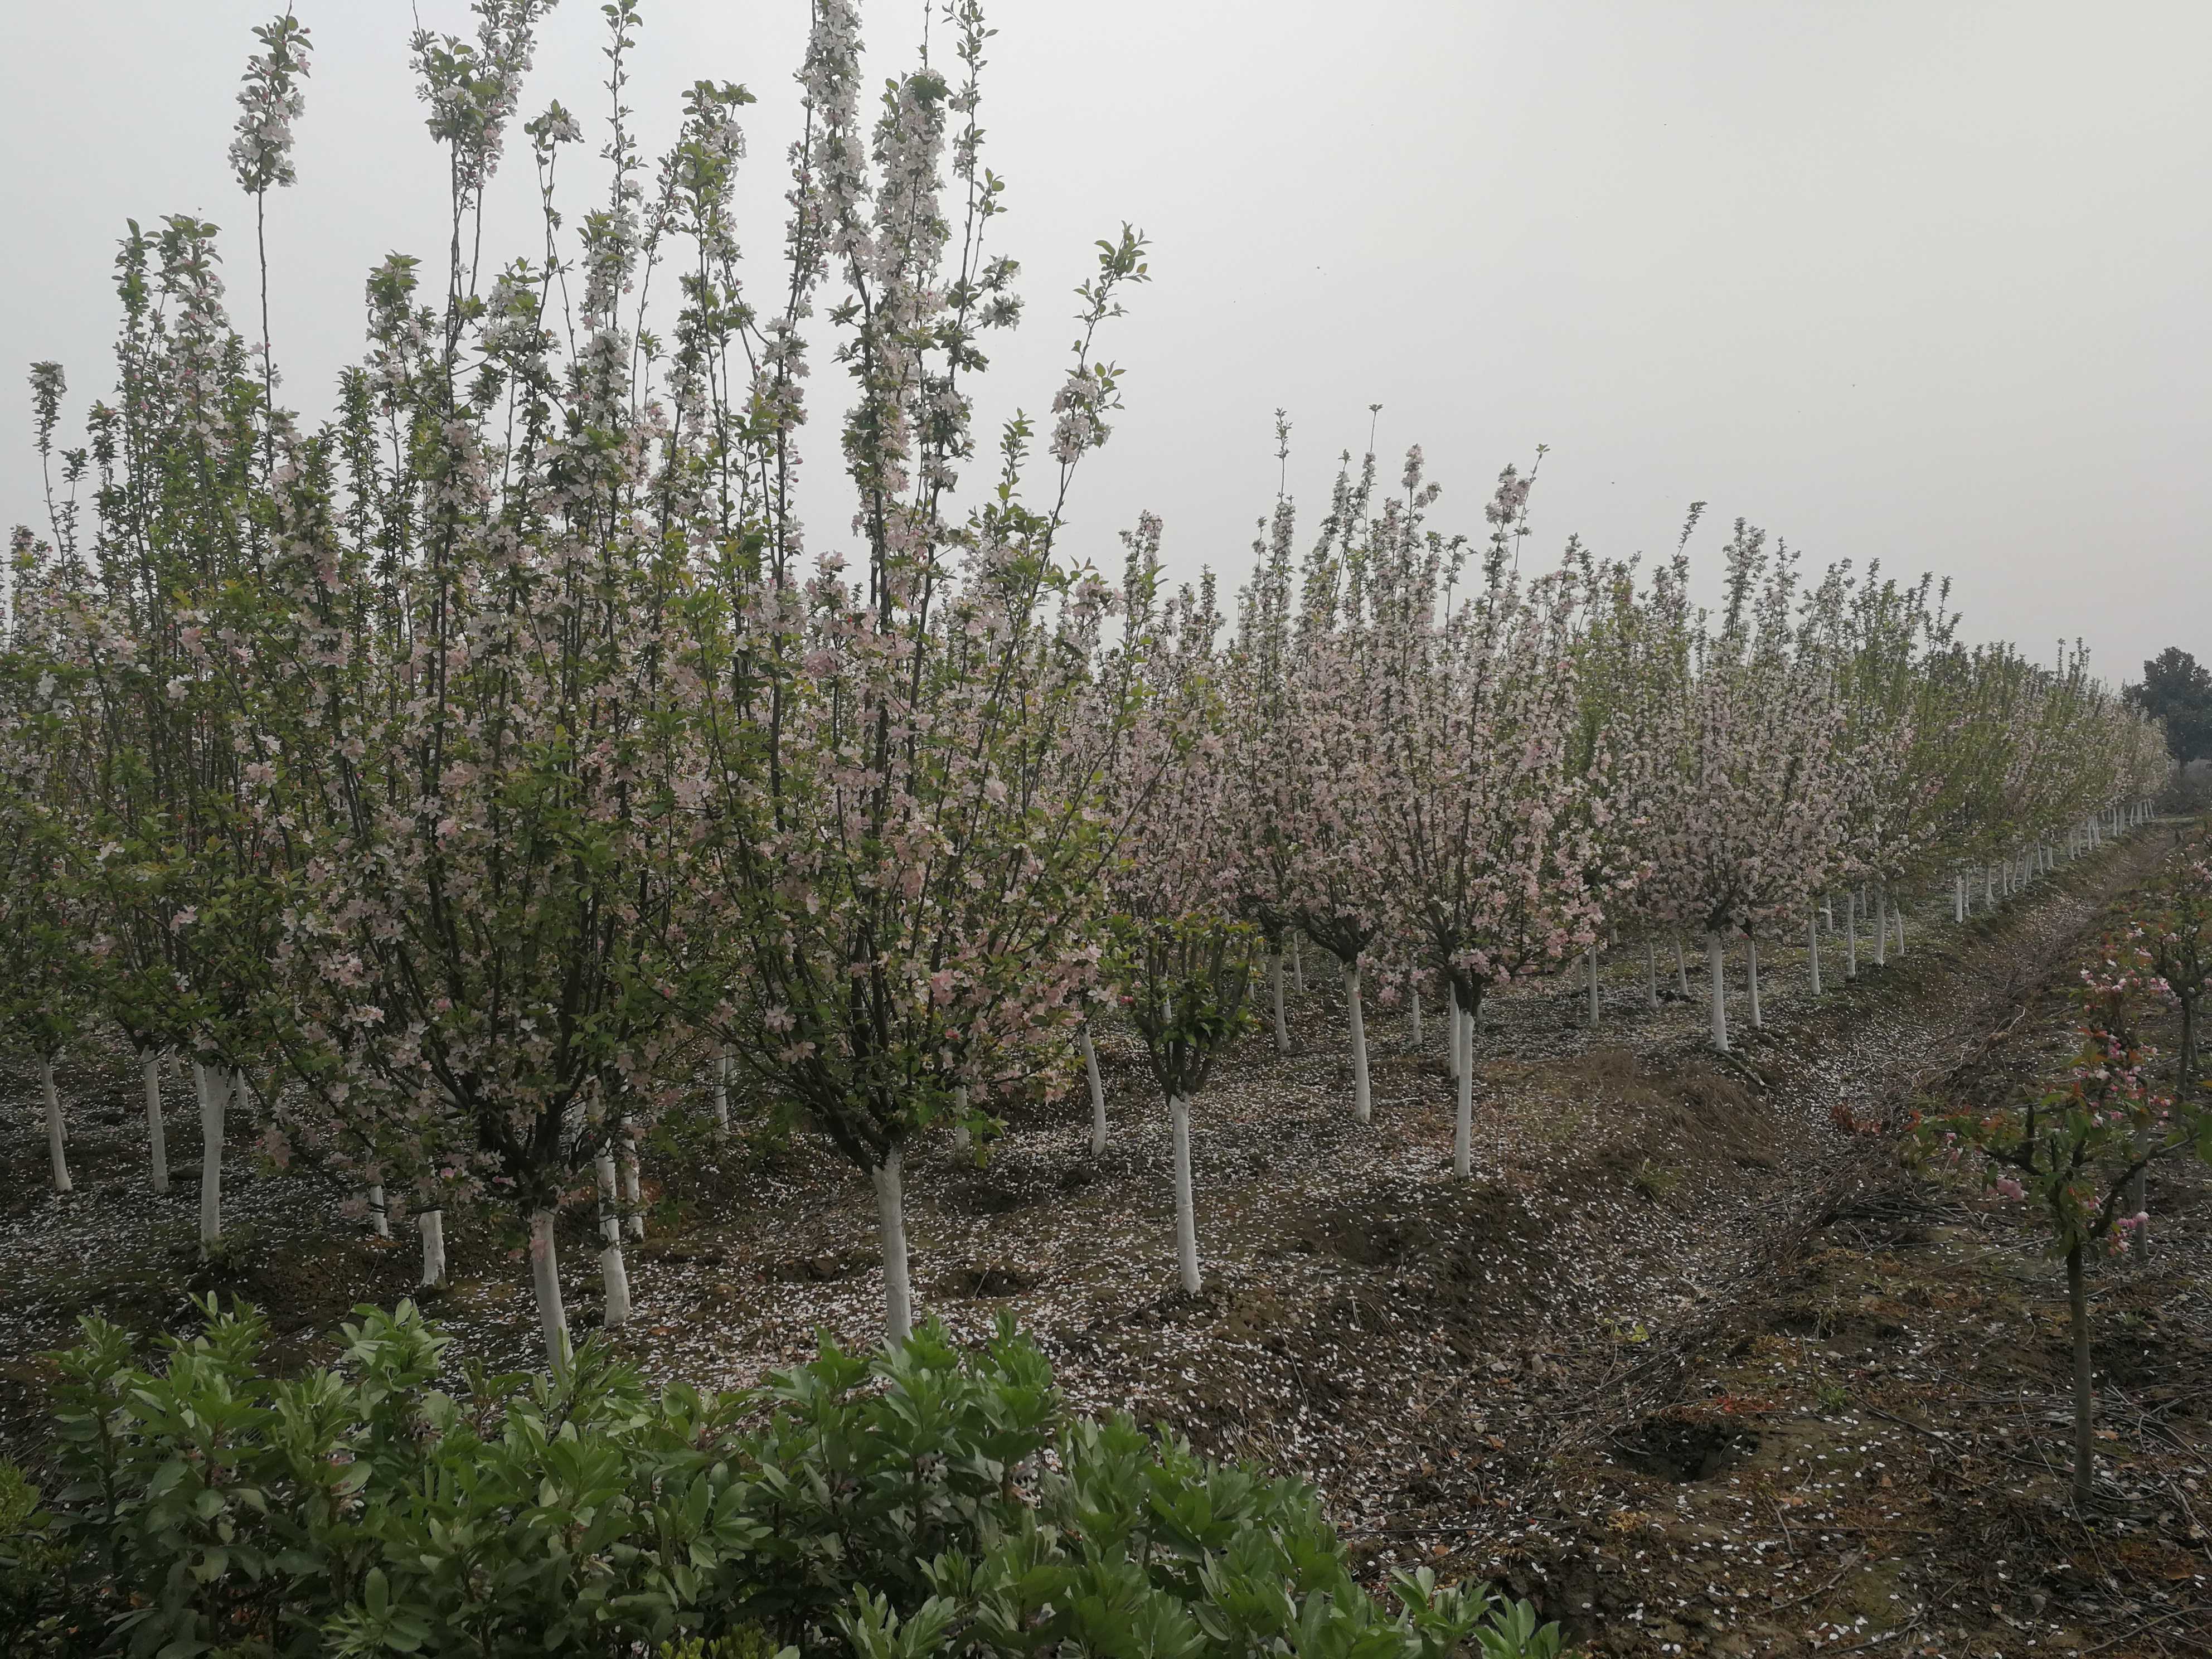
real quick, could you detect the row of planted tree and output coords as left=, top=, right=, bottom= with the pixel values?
left=0, top=1, right=2169, bottom=1371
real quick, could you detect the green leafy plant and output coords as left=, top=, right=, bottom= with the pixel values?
left=34, top=1297, right=1570, bottom=1658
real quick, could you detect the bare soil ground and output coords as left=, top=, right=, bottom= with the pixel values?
left=3, top=830, right=2206, bottom=1656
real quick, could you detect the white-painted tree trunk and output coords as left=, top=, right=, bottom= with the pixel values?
left=1344, top=962, right=1371, bottom=1123
left=529, top=1208, right=570, bottom=1376
left=1269, top=951, right=1289, bottom=1052
left=950, top=1083, right=974, bottom=1157
left=1674, top=936, right=1690, bottom=997
left=1587, top=945, right=1600, bottom=1027
left=1454, top=1006, right=1475, bottom=1178
left=619, top=1122, right=644, bottom=1240
left=1874, top=888, right=1889, bottom=967
left=142, top=1051, right=169, bottom=1194
left=1807, top=916, right=1822, bottom=996
left=1170, top=1095, right=1201, bottom=1293
left=872, top=1149, right=914, bottom=1345
left=418, top=1208, right=447, bottom=1288
left=1893, top=899, right=1907, bottom=956
left=232, top=1068, right=252, bottom=1126
left=1408, top=988, right=1422, bottom=1050
left=594, top=1149, right=631, bottom=1330
left=367, top=1184, right=391, bottom=1239
left=1081, top=1024, right=1108, bottom=1154
left=1747, top=937, right=1763, bottom=1029
left=41, top=1059, right=70, bottom=1193
left=195, top=1061, right=224, bottom=1255
left=1645, top=936, right=1659, bottom=1008
left=713, top=1048, right=732, bottom=1134
left=1845, top=891, right=1859, bottom=979
left=1706, top=934, right=1730, bottom=1051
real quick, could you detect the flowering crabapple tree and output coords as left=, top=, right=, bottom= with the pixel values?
left=683, top=0, right=1149, bottom=1345
left=1102, top=531, right=1255, bottom=1294
left=1641, top=520, right=1848, bottom=1051
left=266, top=0, right=716, bottom=1368
left=1917, top=949, right=2212, bottom=1503
left=0, top=532, right=95, bottom=1194
left=1377, top=463, right=1604, bottom=1177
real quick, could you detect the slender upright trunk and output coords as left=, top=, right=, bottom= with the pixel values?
left=1446, top=985, right=1461, bottom=1080
left=1269, top=951, right=1289, bottom=1052
left=231, top=1068, right=253, bottom=1128
left=142, top=1051, right=169, bottom=1194
left=2067, top=1243, right=2094, bottom=1504
left=1674, top=935, right=1690, bottom=997
left=1170, top=1094, right=1201, bottom=1293
left=1874, top=888, right=1889, bottom=967
left=1893, top=897, right=1907, bottom=956
left=594, top=1149, right=631, bottom=1330
left=1807, top=915, right=1821, bottom=996
left=1587, top=945, right=1600, bottom=1027
left=1344, top=962, right=1371, bottom=1123
left=619, top=1120, right=644, bottom=1240
left=1081, top=1024, right=1108, bottom=1155
left=713, top=1049, right=732, bottom=1134
left=1706, top=934, right=1729, bottom=1051
left=1845, top=891, right=1859, bottom=979
left=530, top=1208, right=570, bottom=1376
left=1292, top=936, right=1304, bottom=995
left=872, top=1149, right=913, bottom=1344
left=1408, top=987, right=1423, bottom=1050
left=1454, top=1004, right=1475, bottom=1179
left=951, top=1085, right=973, bottom=1157
left=418, top=1208, right=447, bottom=1289
left=367, top=1185, right=391, bottom=1239
left=1747, top=937, right=1763, bottom=1029
left=1645, top=936, right=1660, bottom=1008
left=195, top=1061, right=224, bottom=1255
left=41, top=1059, right=70, bottom=1194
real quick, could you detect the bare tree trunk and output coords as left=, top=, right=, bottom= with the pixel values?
left=1706, top=934, right=1730, bottom=1051
left=1675, top=935, right=1690, bottom=997
left=594, top=1149, right=631, bottom=1330
left=1171, top=1095, right=1201, bottom=1293
left=1292, top=936, right=1304, bottom=996
left=1408, top=987, right=1423, bottom=1050
left=713, top=1047, right=732, bottom=1134
left=1345, top=962, right=1371, bottom=1123
left=1446, top=984, right=1461, bottom=1080
left=2067, top=1243, right=2095, bottom=1505
left=418, top=1208, right=448, bottom=1289
left=1845, top=890, right=1859, bottom=979
left=1587, top=945, right=1600, bottom=1027
left=1270, top=951, right=1288, bottom=1052
left=619, top=1120, right=644, bottom=1241
left=367, top=1184, right=391, bottom=1239
left=1081, top=1023, right=1108, bottom=1155
left=195, top=1060, right=224, bottom=1257
left=1454, top=1005, right=1475, bottom=1178
left=41, top=1059, right=70, bottom=1193
left=1873, top=887, right=1889, bottom=967
left=872, top=1149, right=913, bottom=1345
left=1645, top=936, right=1660, bottom=1008
left=529, top=1208, right=570, bottom=1377
left=1807, top=915, right=1822, bottom=996
left=143, top=1051, right=169, bottom=1195
left=1747, top=936, right=1763, bottom=1029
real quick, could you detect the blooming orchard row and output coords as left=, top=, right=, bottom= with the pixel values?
left=1, top=2, right=2167, bottom=1368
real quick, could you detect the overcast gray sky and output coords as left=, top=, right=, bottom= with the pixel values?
left=5, top=1, right=2206, bottom=682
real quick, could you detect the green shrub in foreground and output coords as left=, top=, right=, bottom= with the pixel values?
left=6, top=1298, right=1566, bottom=1658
